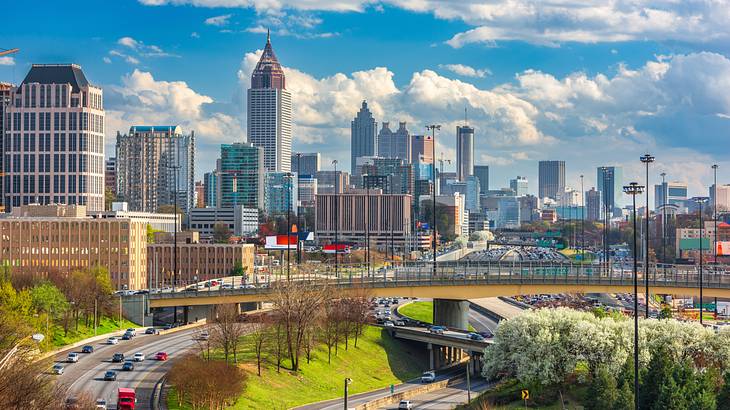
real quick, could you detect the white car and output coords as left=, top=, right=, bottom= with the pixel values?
left=421, top=371, right=436, bottom=383
left=67, top=352, right=80, bottom=363
left=398, top=400, right=413, bottom=409
left=133, top=352, right=145, bottom=362
left=107, top=337, right=119, bottom=345
left=52, top=364, right=64, bottom=375
left=95, top=399, right=107, bottom=409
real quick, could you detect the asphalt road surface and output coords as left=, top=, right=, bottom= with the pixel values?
left=52, top=328, right=200, bottom=409
left=378, top=377, right=492, bottom=410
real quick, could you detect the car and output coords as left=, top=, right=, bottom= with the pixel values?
left=145, top=327, right=158, bottom=335
left=67, top=352, right=80, bottom=363
left=103, top=371, right=117, bottom=381
left=162, top=324, right=173, bottom=330
left=52, top=364, right=64, bottom=375
left=198, top=331, right=210, bottom=341
left=125, top=328, right=136, bottom=336
left=121, top=333, right=132, bottom=341
left=112, top=353, right=125, bottom=363
left=468, top=333, right=485, bottom=341
left=155, top=351, right=169, bottom=361
left=121, top=361, right=135, bottom=371
left=398, top=400, right=413, bottom=409
left=81, top=345, right=94, bottom=353
left=384, top=321, right=395, bottom=327
left=221, top=283, right=233, bottom=290
left=421, top=371, right=436, bottom=383
left=107, top=337, right=119, bottom=345
left=394, top=320, right=405, bottom=326
left=477, top=330, right=494, bottom=338
left=133, top=352, right=145, bottom=361
left=95, top=398, right=107, bottom=409
left=429, top=326, right=445, bottom=334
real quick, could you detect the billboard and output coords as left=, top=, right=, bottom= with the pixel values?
left=264, top=235, right=298, bottom=250
left=717, top=241, right=730, bottom=256
left=323, top=244, right=350, bottom=254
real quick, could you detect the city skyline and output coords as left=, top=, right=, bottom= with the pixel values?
left=2, top=1, right=729, bottom=204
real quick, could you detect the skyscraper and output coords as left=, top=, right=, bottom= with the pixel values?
left=105, top=157, right=117, bottom=197
left=265, top=172, right=298, bottom=215
left=3, top=64, right=105, bottom=212
left=350, top=101, right=377, bottom=175
left=0, top=82, right=11, bottom=211
left=456, top=125, right=474, bottom=181
left=219, top=143, right=265, bottom=209
left=597, top=166, right=623, bottom=217
left=411, top=134, right=433, bottom=164
left=203, top=170, right=218, bottom=207
left=655, top=181, right=688, bottom=210
left=377, top=122, right=411, bottom=161
left=116, top=125, right=195, bottom=214
left=248, top=32, right=291, bottom=173
left=510, top=176, right=528, bottom=196
left=291, top=152, right=320, bottom=176
left=586, top=187, right=601, bottom=221
left=538, top=160, right=565, bottom=200
left=474, top=165, right=489, bottom=192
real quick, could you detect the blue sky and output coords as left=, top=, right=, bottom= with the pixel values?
left=2, top=0, right=729, bottom=202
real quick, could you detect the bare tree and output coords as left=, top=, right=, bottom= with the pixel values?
left=321, top=298, right=340, bottom=364
left=270, top=313, right=286, bottom=373
left=247, top=319, right=269, bottom=376
left=168, top=354, right=247, bottom=410
left=192, top=325, right=212, bottom=361
left=210, top=304, right=247, bottom=364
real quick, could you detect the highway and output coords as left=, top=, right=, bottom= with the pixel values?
left=378, top=377, right=492, bottom=410
left=53, top=327, right=201, bottom=409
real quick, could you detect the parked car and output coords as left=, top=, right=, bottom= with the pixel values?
left=398, top=400, right=413, bottom=409
left=421, top=371, right=436, bottom=383
left=133, top=352, right=145, bottom=362
left=81, top=345, right=94, bottom=353
left=103, top=371, right=117, bottom=381
left=112, top=353, right=125, bottom=363
left=52, top=364, right=64, bottom=375
left=121, top=361, right=135, bottom=371
left=67, top=352, right=80, bottom=363
left=198, top=331, right=210, bottom=341
left=154, top=351, right=169, bottom=361
left=107, top=337, right=119, bottom=345
left=394, top=320, right=405, bottom=326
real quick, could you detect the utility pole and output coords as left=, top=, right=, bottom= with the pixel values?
left=426, top=124, right=441, bottom=279
left=640, top=153, right=654, bottom=317
left=712, top=164, right=719, bottom=264
left=332, top=160, right=339, bottom=279
left=693, top=197, right=709, bottom=324
left=296, top=153, right=302, bottom=264
left=623, top=182, right=644, bottom=410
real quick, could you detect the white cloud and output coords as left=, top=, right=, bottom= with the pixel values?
left=204, top=14, right=232, bottom=26
left=109, top=50, right=141, bottom=65
left=115, top=36, right=178, bottom=58
left=191, top=31, right=201, bottom=38
left=438, top=64, right=490, bottom=78
left=0, top=56, right=15, bottom=66
left=103, top=57, right=112, bottom=64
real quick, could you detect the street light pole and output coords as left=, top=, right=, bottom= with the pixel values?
left=713, top=164, right=719, bottom=264
left=389, top=173, right=395, bottom=265
left=364, top=174, right=370, bottom=278
left=640, top=153, right=654, bottom=317
left=693, top=196, right=709, bottom=325
left=580, top=174, right=584, bottom=260
left=623, top=182, right=644, bottom=410
left=660, top=172, right=667, bottom=263
left=332, top=160, right=339, bottom=279
left=344, top=377, right=352, bottom=410
left=296, top=153, right=302, bottom=265
left=287, top=172, right=292, bottom=282
left=426, top=124, right=441, bottom=279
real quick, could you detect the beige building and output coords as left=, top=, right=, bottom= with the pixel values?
left=0, top=204, right=147, bottom=290
left=315, top=191, right=412, bottom=251
left=147, top=242, right=255, bottom=287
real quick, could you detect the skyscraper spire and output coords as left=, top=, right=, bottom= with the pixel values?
left=267, top=28, right=270, bottom=44
left=251, top=32, right=285, bottom=89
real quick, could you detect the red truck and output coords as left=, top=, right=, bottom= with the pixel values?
left=117, top=388, right=136, bottom=410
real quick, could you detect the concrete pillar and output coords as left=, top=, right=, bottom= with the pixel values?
left=447, top=347, right=452, bottom=364
left=433, top=299, right=470, bottom=330
left=427, top=343, right=434, bottom=370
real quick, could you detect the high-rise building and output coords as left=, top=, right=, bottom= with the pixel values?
left=291, top=152, right=320, bottom=176
left=116, top=125, right=195, bottom=214
left=194, top=181, right=205, bottom=208
left=203, top=170, right=219, bottom=208
left=377, top=122, right=411, bottom=162
left=474, top=165, right=489, bottom=192
left=0, top=82, right=12, bottom=211
left=497, top=197, right=520, bottom=229
left=350, top=101, right=377, bottom=175
left=360, top=157, right=414, bottom=195
left=3, top=64, right=105, bottom=212
left=297, top=174, right=318, bottom=208
left=711, top=184, right=730, bottom=212
left=411, top=134, right=433, bottom=164
left=219, top=143, right=265, bottom=209
left=655, top=181, right=689, bottom=210
left=538, top=161, right=565, bottom=200
left=456, top=125, right=474, bottom=181
left=247, top=32, right=291, bottom=173
left=509, top=176, right=528, bottom=196
left=519, top=195, right=538, bottom=223
left=265, top=172, right=298, bottom=215
left=316, top=170, right=349, bottom=194
left=104, top=157, right=117, bottom=197
left=586, top=187, right=601, bottom=221
left=597, top=166, right=623, bottom=217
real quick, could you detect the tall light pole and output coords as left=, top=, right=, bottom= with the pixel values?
left=693, top=196, right=709, bottom=325
left=580, top=174, right=585, bottom=259
left=623, top=182, right=644, bottom=410
left=343, top=377, right=352, bottom=410
left=286, top=172, right=292, bottom=282
left=332, top=160, right=339, bottom=279
left=713, top=164, right=719, bottom=264
left=389, top=173, right=395, bottom=264
left=640, top=153, right=654, bottom=317
left=660, top=172, right=667, bottom=263
left=364, top=174, right=370, bottom=277
left=426, top=124, right=441, bottom=279
left=601, top=167, right=610, bottom=276
left=296, top=153, right=302, bottom=264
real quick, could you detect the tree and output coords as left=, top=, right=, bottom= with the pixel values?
left=658, top=306, right=673, bottom=319
left=585, top=367, right=619, bottom=410
left=230, top=260, right=246, bottom=277
left=717, top=371, right=730, bottom=410
left=210, top=304, right=247, bottom=364
left=213, top=223, right=232, bottom=244
left=167, top=354, right=247, bottom=410
left=104, top=187, right=116, bottom=211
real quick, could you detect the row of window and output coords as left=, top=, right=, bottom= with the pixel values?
left=6, top=111, right=102, bottom=133
left=4, top=132, right=104, bottom=155
left=15, top=84, right=100, bottom=110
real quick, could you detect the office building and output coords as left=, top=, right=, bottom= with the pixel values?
left=92, top=201, right=180, bottom=233
left=247, top=32, right=291, bottom=172
left=350, top=101, right=377, bottom=175
left=377, top=122, right=411, bottom=162
left=424, top=193, right=468, bottom=238
left=497, top=197, right=520, bottom=229
left=597, top=166, right=623, bottom=217
left=456, top=125, right=474, bottom=181
left=203, top=170, right=219, bottom=208
left=0, top=204, right=147, bottom=290
left=0, top=82, right=12, bottom=211
left=557, top=188, right=581, bottom=207
left=509, top=176, right=528, bottom=196
left=147, top=242, right=255, bottom=286
left=360, top=157, right=414, bottom=195
left=291, top=152, right=320, bottom=176
left=265, top=172, right=298, bottom=215
left=474, top=165, right=489, bottom=192
left=316, top=170, right=349, bottom=194
left=411, top=134, right=433, bottom=164
left=538, top=161, right=565, bottom=200
left=219, top=143, right=265, bottom=209
left=104, top=157, right=116, bottom=198
left=116, top=125, right=195, bottom=214
left=188, top=205, right=259, bottom=239
left=586, top=187, right=601, bottom=221
left=3, top=64, right=105, bottom=212
left=655, top=181, right=689, bottom=211
left=297, top=174, right=318, bottom=208
left=711, top=184, right=730, bottom=211
left=315, top=191, right=412, bottom=250
left=194, top=181, right=205, bottom=208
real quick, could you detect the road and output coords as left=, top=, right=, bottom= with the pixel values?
left=378, top=377, right=492, bottom=410
left=53, top=328, right=201, bottom=409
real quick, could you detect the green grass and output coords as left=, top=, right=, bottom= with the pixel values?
left=49, top=316, right=137, bottom=348
left=398, top=301, right=476, bottom=331
left=167, top=325, right=427, bottom=410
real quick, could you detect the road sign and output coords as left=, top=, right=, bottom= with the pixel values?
left=390, top=384, right=394, bottom=394
left=521, top=389, right=529, bottom=400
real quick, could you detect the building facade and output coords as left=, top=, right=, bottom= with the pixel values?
left=265, top=172, right=298, bottom=215
left=509, top=176, right=528, bottom=196
left=203, top=170, right=219, bottom=208
left=291, top=152, right=320, bottom=176
left=350, top=101, right=377, bottom=175
left=219, top=143, right=265, bottom=209
left=3, top=64, right=105, bottom=212
left=456, top=125, right=474, bottom=182
left=586, top=187, right=602, bottom=221
left=538, top=160, right=565, bottom=200
left=655, top=181, right=689, bottom=211
left=188, top=206, right=259, bottom=239
left=0, top=82, right=12, bottom=211
left=115, top=125, right=195, bottom=214
left=411, top=134, right=433, bottom=164
left=377, top=122, right=411, bottom=162
left=316, top=170, right=349, bottom=194
left=247, top=33, right=291, bottom=173
left=0, top=204, right=147, bottom=290
left=104, top=157, right=116, bottom=199
left=474, top=165, right=489, bottom=192
left=597, top=166, right=623, bottom=217
left=147, top=243, right=255, bottom=287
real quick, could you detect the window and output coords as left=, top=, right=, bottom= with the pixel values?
left=60, top=113, right=66, bottom=131
left=39, top=86, right=45, bottom=107
left=30, top=113, right=36, bottom=131
left=69, top=133, right=77, bottom=151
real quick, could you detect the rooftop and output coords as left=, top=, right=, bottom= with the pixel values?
left=21, top=64, right=91, bottom=93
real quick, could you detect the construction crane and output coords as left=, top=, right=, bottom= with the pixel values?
left=0, top=48, right=19, bottom=57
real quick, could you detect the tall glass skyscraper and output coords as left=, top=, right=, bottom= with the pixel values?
left=538, top=160, right=565, bottom=200
left=597, top=166, right=623, bottom=217
left=219, top=143, right=264, bottom=210
left=247, top=32, right=291, bottom=173
left=456, top=125, right=474, bottom=181
left=350, top=101, right=377, bottom=175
